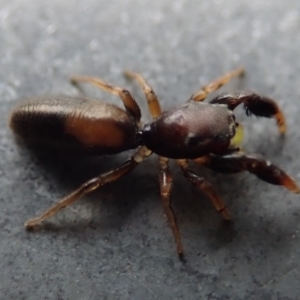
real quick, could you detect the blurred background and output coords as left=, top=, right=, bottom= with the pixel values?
left=1, top=0, right=300, bottom=299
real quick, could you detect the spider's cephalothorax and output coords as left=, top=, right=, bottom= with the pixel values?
left=10, top=67, right=299, bottom=259
left=142, top=101, right=237, bottom=159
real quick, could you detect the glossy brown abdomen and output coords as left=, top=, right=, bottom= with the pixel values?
left=10, top=96, right=139, bottom=155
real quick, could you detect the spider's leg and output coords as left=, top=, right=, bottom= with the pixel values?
left=124, top=70, right=162, bottom=119
left=194, top=153, right=299, bottom=193
left=188, top=67, right=245, bottom=102
left=210, top=91, right=286, bottom=134
left=71, top=75, right=141, bottom=122
left=25, top=146, right=152, bottom=229
left=177, top=159, right=230, bottom=220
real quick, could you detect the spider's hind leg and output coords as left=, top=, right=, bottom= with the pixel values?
left=25, top=146, right=152, bottom=229
left=124, top=70, right=162, bottom=119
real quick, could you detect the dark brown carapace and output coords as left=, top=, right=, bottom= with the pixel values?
left=10, top=68, right=299, bottom=258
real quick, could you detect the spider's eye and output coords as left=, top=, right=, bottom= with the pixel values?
left=187, top=136, right=200, bottom=147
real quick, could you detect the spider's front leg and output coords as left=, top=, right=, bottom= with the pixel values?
left=210, top=91, right=286, bottom=134
left=195, top=153, right=299, bottom=193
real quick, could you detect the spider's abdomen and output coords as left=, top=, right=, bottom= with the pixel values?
left=10, top=96, right=139, bottom=155
left=142, top=102, right=237, bottom=159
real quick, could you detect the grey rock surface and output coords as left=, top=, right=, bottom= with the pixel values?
left=1, top=0, right=300, bottom=299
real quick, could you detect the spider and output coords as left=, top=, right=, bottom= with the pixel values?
left=10, top=67, right=299, bottom=258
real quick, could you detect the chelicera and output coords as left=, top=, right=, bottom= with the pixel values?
left=10, top=67, right=299, bottom=258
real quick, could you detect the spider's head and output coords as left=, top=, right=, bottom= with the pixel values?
left=142, top=101, right=240, bottom=159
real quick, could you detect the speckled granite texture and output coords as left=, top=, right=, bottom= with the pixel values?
left=1, top=1, right=300, bottom=299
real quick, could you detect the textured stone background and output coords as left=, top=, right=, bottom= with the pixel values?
left=1, top=0, right=300, bottom=299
